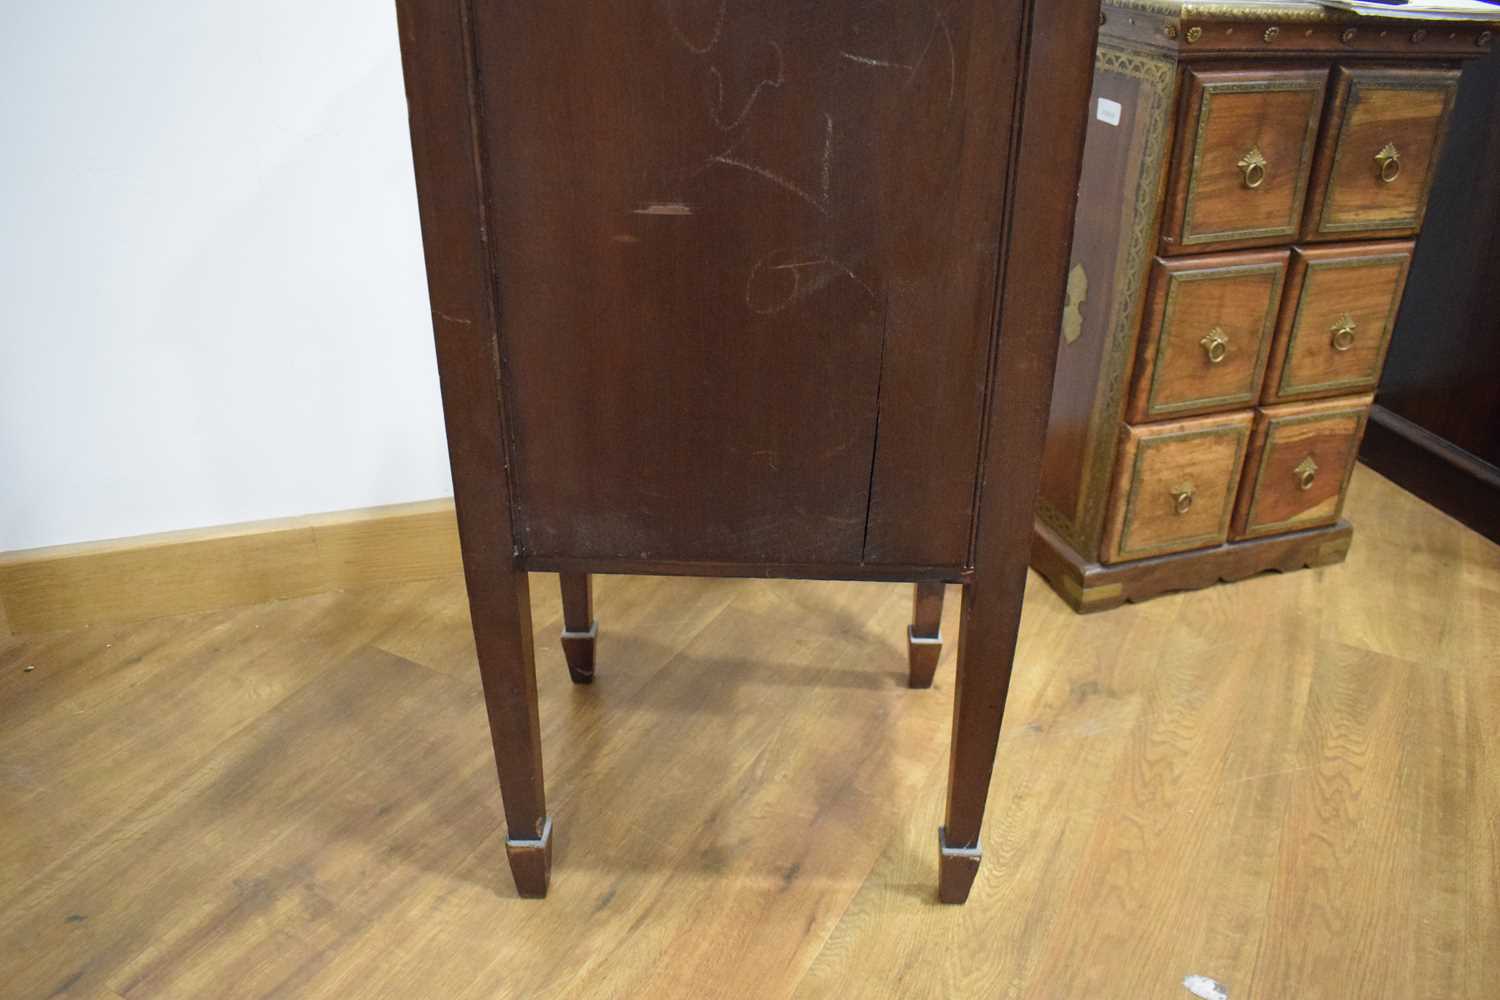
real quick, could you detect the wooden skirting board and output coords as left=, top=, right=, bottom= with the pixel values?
left=1360, top=404, right=1500, bottom=545
left=0, top=500, right=462, bottom=635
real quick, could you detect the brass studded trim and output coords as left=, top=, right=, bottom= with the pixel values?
left=1106, top=0, right=1358, bottom=24
left=1035, top=45, right=1179, bottom=556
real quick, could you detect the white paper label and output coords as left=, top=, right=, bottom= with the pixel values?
left=1096, top=98, right=1122, bottom=126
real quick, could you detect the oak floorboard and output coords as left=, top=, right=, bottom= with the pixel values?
left=0, top=465, right=1494, bottom=998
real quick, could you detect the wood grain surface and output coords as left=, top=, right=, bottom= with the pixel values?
left=3, top=466, right=1491, bottom=997
left=1100, top=411, right=1253, bottom=564
left=1232, top=395, right=1372, bottom=540
left=1128, top=249, right=1289, bottom=422
left=1161, top=66, right=1327, bottom=254
left=464, top=0, right=1046, bottom=567
left=1303, top=65, right=1460, bottom=241
left=1264, top=241, right=1414, bottom=404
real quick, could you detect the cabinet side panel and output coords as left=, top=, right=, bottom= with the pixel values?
left=1036, top=45, right=1178, bottom=559
left=472, top=2, right=899, bottom=564
left=858, top=1, right=1025, bottom=565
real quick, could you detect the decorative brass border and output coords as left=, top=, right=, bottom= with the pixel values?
left=1277, top=253, right=1410, bottom=398
left=1315, top=75, right=1459, bottom=237
left=1106, top=0, right=1355, bottom=23
left=1116, top=425, right=1249, bottom=559
left=1146, top=262, right=1285, bottom=417
left=1181, top=79, right=1323, bottom=246
left=1241, top=407, right=1367, bottom=536
left=1035, top=44, right=1179, bottom=556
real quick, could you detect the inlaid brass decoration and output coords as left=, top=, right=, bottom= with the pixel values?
left=1062, top=262, right=1089, bottom=345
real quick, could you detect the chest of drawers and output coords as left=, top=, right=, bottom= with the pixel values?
left=1031, top=0, right=1494, bottom=612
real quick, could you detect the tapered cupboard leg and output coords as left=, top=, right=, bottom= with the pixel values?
left=907, top=582, right=945, bottom=689
left=937, top=576, right=1026, bottom=904
left=473, top=567, right=552, bottom=898
left=559, top=572, right=597, bottom=684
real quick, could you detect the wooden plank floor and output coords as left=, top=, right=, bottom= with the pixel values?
left=2, top=465, right=1496, bottom=999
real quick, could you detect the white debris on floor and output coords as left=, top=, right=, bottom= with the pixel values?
left=1183, top=974, right=1229, bottom=1000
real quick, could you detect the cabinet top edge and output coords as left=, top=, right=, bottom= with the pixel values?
left=1106, top=0, right=1498, bottom=26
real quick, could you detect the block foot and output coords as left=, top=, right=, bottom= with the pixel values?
left=505, top=816, right=554, bottom=898
left=937, top=826, right=981, bottom=904
left=907, top=626, right=942, bottom=689
left=560, top=621, right=597, bottom=684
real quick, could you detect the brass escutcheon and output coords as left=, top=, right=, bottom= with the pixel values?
left=1375, top=142, right=1401, bottom=183
left=1294, top=456, right=1318, bottom=491
left=1331, top=313, right=1357, bottom=352
left=1238, top=146, right=1268, bottom=189
left=1169, top=482, right=1196, bottom=515
left=1200, top=327, right=1230, bottom=364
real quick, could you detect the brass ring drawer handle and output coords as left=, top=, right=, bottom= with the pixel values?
left=1375, top=142, right=1401, bottom=183
left=1294, top=456, right=1318, bottom=491
left=1331, top=314, right=1357, bottom=352
left=1169, top=482, right=1195, bottom=515
left=1200, top=328, right=1229, bottom=364
left=1237, top=146, right=1268, bottom=189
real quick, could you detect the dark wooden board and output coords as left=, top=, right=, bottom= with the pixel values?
left=470, top=1, right=1028, bottom=567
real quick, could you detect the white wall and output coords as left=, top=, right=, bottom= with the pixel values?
left=0, top=3, right=452, bottom=552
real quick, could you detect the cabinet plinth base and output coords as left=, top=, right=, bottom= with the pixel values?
left=1031, top=519, right=1353, bottom=614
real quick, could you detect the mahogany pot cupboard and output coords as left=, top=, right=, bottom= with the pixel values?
left=1031, top=0, right=1496, bottom=612
left=395, top=0, right=1099, bottom=903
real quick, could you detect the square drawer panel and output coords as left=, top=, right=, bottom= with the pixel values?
left=1304, top=65, right=1460, bottom=241
left=1161, top=67, right=1328, bottom=254
left=1129, top=250, right=1289, bottom=422
left=1263, top=241, right=1413, bottom=404
left=1232, top=395, right=1372, bottom=540
left=1101, top=412, right=1254, bottom=564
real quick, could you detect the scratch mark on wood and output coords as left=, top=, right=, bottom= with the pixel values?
left=707, top=41, right=785, bottom=131
left=665, top=0, right=726, bottom=55
left=632, top=203, right=695, bottom=216
left=746, top=248, right=875, bottom=315
left=708, top=151, right=831, bottom=216
left=435, top=310, right=473, bottom=326
left=935, top=10, right=957, bottom=109
left=904, top=8, right=958, bottom=109
left=612, top=234, right=641, bottom=243
left=838, top=51, right=913, bottom=70
left=772, top=257, right=872, bottom=298
left=821, top=112, right=834, bottom=204
left=839, top=9, right=957, bottom=109
left=751, top=449, right=780, bottom=471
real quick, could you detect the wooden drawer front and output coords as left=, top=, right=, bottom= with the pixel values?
left=1304, top=66, right=1459, bottom=240
left=1129, top=250, right=1289, bottom=422
left=1264, top=242, right=1413, bottom=403
left=1162, top=68, right=1327, bottom=253
left=1232, top=396, right=1372, bottom=539
left=1101, top=413, right=1253, bottom=564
